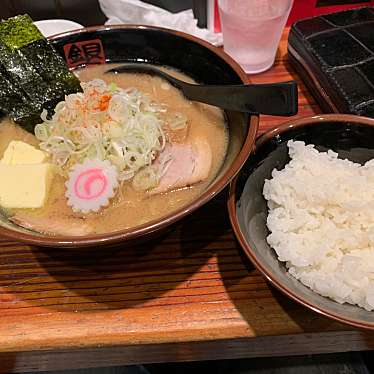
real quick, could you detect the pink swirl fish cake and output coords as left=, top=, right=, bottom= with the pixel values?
left=65, top=159, right=119, bottom=213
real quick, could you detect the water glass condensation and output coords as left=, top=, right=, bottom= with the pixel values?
left=218, top=0, right=293, bottom=74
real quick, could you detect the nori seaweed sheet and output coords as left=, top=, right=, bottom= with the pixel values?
left=0, top=41, right=55, bottom=106
left=0, top=65, right=41, bottom=133
left=0, top=65, right=26, bottom=108
left=20, top=39, right=81, bottom=95
left=20, top=39, right=68, bottom=81
left=0, top=14, right=43, bottom=51
left=0, top=14, right=82, bottom=132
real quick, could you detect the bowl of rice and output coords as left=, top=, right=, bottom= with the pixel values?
left=228, top=113, right=374, bottom=329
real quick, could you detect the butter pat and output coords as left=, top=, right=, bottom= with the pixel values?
left=0, top=163, right=54, bottom=209
left=1, top=140, right=46, bottom=165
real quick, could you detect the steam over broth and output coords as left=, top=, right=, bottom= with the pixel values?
left=0, top=64, right=228, bottom=235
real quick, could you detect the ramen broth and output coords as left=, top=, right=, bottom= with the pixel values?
left=1, top=64, right=228, bottom=235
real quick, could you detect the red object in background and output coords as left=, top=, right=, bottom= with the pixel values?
left=287, top=0, right=374, bottom=25
left=214, top=0, right=221, bottom=32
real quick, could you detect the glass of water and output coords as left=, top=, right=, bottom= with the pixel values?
left=218, top=0, right=293, bottom=74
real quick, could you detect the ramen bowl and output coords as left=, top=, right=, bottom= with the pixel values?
left=0, top=25, right=258, bottom=248
left=228, top=114, right=374, bottom=329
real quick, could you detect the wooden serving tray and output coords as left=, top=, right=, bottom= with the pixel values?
left=1, top=29, right=373, bottom=374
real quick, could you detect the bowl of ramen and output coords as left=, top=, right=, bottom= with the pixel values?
left=228, top=114, right=374, bottom=329
left=0, top=18, right=259, bottom=247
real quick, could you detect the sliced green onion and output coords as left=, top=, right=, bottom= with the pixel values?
left=35, top=79, right=166, bottom=180
left=34, top=123, right=49, bottom=141
left=169, top=112, right=188, bottom=130
left=132, top=166, right=159, bottom=191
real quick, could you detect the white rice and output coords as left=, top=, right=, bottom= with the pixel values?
left=263, top=140, right=374, bottom=311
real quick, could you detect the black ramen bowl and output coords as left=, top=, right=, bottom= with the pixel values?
left=228, top=114, right=374, bottom=329
left=0, top=25, right=258, bottom=248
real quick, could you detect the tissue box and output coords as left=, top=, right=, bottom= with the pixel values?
left=143, top=0, right=207, bottom=27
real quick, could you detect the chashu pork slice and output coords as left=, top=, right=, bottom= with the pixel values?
left=150, top=137, right=212, bottom=194
left=10, top=212, right=94, bottom=236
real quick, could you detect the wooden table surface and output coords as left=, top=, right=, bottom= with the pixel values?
left=2, top=28, right=374, bottom=373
